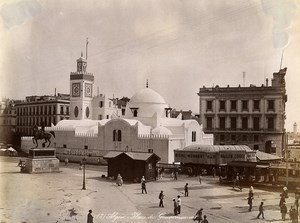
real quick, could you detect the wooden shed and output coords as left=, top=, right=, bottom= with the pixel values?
left=104, top=151, right=160, bottom=182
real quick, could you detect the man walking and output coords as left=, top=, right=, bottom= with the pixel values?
left=159, top=190, right=164, bottom=207
left=173, top=198, right=178, bottom=216
left=193, top=208, right=203, bottom=222
left=199, top=174, right=202, bottom=184
left=184, top=183, right=189, bottom=197
left=247, top=194, right=253, bottom=211
left=177, top=195, right=182, bottom=214
left=141, top=176, right=147, bottom=194
left=257, top=202, right=265, bottom=219
left=87, top=209, right=93, bottom=223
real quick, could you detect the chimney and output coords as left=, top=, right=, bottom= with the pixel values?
left=54, top=88, right=57, bottom=96
left=266, top=78, right=269, bottom=87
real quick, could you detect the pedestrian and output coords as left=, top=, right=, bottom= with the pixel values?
left=184, top=183, right=189, bottom=197
left=174, top=171, right=178, bottom=180
left=279, top=193, right=286, bottom=207
left=249, top=186, right=254, bottom=197
left=199, top=174, right=202, bottom=184
left=193, top=208, right=203, bottom=222
left=177, top=195, right=181, bottom=214
left=159, top=190, right=164, bottom=207
left=283, top=186, right=288, bottom=198
left=247, top=194, right=253, bottom=211
left=280, top=202, right=287, bottom=221
left=141, top=176, right=147, bottom=194
left=117, top=173, right=123, bottom=186
left=290, top=207, right=298, bottom=223
left=64, top=158, right=68, bottom=166
left=212, top=167, right=216, bottom=178
left=173, top=198, right=178, bottom=216
left=79, top=161, right=83, bottom=170
left=202, top=215, right=208, bottom=223
left=257, top=202, right=265, bottom=219
left=17, top=159, right=23, bottom=167
left=87, top=209, right=93, bottom=223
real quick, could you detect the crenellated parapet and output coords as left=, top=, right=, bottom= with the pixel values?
left=45, top=126, right=75, bottom=131
left=75, top=132, right=98, bottom=138
left=138, top=134, right=169, bottom=140
left=21, top=136, right=33, bottom=141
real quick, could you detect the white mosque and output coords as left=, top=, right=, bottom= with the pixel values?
left=21, top=54, right=213, bottom=164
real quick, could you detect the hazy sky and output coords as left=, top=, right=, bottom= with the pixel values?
left=0, top=0, right=299, bottom=131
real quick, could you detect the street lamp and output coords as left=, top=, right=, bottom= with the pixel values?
left=82, top=158, right=86, bottom=190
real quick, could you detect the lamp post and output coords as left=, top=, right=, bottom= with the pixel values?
left=82, top=158, right=86, bottom=190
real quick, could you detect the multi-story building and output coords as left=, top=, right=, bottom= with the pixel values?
left=198, top=68, right=287, bottom=156
left=0, top=98, right=17, bottom=143
left=15, top=94, right=70, bottom=136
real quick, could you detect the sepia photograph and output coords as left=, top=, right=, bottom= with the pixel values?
left=0, top=0, right=300, bottom=222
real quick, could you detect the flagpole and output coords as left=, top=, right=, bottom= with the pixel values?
left=86, top=38, right=89, bottom=60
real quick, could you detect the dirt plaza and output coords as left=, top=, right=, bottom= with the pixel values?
left=0, top=156, right=297, bottom=223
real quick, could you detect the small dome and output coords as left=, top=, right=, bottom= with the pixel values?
left=130, top=88, right=166, bottom=104
left=152, top=126, right=173, bottom=136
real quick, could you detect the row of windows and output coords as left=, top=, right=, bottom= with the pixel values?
left=206, top=116, right=275, bottom=130
left=1, top=119, right=13, bottom=125
left=17, top=105, right=69, bottom=116
left=0, top=109, right=15, bottom=115
left=217, top=134, right=260, bottom=142
left=175, top=153, right=244, bottom=159
left=16, top=116, right=69, bottom=126
left=206, top=99, right=275, bottom=112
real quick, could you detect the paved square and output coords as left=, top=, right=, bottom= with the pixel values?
left=0, top=157, right=296, bottom=223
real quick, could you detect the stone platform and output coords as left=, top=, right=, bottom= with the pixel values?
left=21, top=148, right=59, bottom=173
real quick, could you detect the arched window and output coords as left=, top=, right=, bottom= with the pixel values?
left=192, top=131, right=196, bottom=142
left=117, top=130, right=122, bottom=141
left=113, top=130, right=117, bottom=141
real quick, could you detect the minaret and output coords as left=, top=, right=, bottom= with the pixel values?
left=294, top=122, right=297, bottom=134
left=69, top=43, right=94, bottom=120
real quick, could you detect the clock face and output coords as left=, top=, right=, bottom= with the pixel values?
left=85, top=83, right=92, bottom=97
left=72, top=83, right=81, bottom=97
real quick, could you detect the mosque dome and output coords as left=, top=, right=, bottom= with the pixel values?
left=152, top=126, right=173, bottom=136
left=130, top=88, right=166, bottom=104
left=125, top=88, right=169, bottom=119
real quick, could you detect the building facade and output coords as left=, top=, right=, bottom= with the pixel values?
left=15, top=94, right=70, bottom=136
left=0, top=98, right=16, bottom=143
left=198, top=68, right=287, bottom=156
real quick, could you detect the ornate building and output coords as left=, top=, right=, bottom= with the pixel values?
left=21, top=55, right=214, bottom=163
left=198, top=68, right=287, bottom=156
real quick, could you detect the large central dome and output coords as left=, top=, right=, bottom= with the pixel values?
left=125, top=88, right=168, bottom=119
left=130, top=88, right=166, bottom=104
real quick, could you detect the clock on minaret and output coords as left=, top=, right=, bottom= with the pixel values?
left=85, top=83, right=92, bottom=97
left=72, top=83, right=81, bottom=97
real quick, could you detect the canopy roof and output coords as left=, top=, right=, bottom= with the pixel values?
left=103, top=151, right=160, bottom=161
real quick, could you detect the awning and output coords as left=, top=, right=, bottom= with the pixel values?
left=256, top=165, right=269, bottom=169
